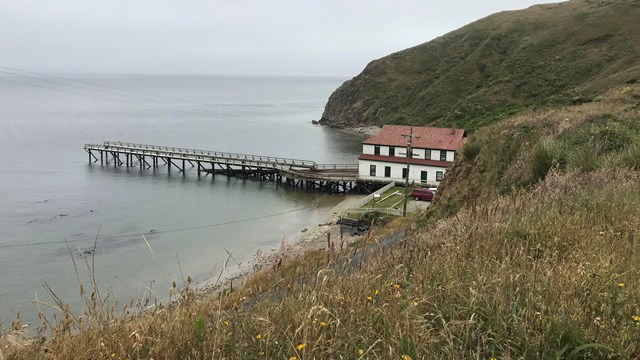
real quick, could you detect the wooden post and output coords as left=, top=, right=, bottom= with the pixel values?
left=100, top=151, right=103, bottom=165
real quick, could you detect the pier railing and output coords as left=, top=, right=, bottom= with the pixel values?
left=315, top=164, right=359, bottom=170
left=93, top=141, right=318, bottom=168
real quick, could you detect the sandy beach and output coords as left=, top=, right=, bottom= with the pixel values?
left=196, top=193, right=366, bottom=292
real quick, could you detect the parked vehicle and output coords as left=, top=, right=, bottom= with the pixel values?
left=410, top=188, right=434, bottom=201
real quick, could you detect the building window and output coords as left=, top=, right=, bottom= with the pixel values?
left=374, top=146, right=380, bottom=155
left=384, top=166, right=391, bottom=177
left=425, top=149, right=431, bottom=160
left=440, top=151, right=447, bottom=162
left=389, top=147, right=395, bottom=157
left=436, top=171, right=444, bottom=181
left=420, top=171, right=428, bottom=183
left=370, top=165, right=376, bottom=176
left=402, top=168, right=408, bottom=179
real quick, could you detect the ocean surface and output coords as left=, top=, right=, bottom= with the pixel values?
left=0, top=74, right=364, bottom=328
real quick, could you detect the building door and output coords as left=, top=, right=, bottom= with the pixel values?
left=420, top=171, right=428, bottom=183
left=384, top=166, right=391, bottom=177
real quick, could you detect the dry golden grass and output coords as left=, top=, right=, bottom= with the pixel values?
left=5, top=168, right=639, bottom=359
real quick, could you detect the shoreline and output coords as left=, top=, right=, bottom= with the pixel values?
left=196, top=193, right=365, bottom=293
left=338, top=125, right=381, bottom=137
left=312, top=122, right=381, bottom=137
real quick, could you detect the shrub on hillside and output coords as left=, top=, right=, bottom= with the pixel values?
left=596, top=122, right=634, bottom=153
left=568, top=144, right=601, bottom=172
left=462, top=141, right=481, bottom=161
left=621, top=143, right=640, bottom=170
left=531, top=139, right=567, bottom=181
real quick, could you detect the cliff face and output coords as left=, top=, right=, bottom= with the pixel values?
left=320, top=0, right=640, bottom=131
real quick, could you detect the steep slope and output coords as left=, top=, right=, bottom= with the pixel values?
left=430, top=84, right=640, bottom=220
left=320, top=0, right=640, bottom=131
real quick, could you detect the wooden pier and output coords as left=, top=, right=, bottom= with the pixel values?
left=84, top=141, right=359, bottom=193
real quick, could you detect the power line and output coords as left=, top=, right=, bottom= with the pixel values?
left=0, top=66, right=301, bottom=129
left=0, top=65, right=204, bottom=105
left=0, top=205, right=314, bottom=249
left=0, top=70, right=218, bottom=117
left=0, top=77, right=138, bottom=106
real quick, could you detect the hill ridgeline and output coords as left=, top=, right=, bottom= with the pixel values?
left=320, top=0, right=640, bottom=131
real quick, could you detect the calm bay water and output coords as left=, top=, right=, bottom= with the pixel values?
left=0, top=74, right=363, bottom=327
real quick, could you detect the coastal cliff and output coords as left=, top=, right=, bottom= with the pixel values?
left=320, top=0, right=640, bottom=131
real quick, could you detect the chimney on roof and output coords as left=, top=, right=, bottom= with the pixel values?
left=450, top=123, right=457, bottom=135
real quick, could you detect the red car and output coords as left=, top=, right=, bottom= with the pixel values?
left=410, top=188, right=434, bottom=201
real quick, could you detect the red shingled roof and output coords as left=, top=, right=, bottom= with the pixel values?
left=359, top=154, right=452, bottom=167
left=363, top=125, right=466, bottom=151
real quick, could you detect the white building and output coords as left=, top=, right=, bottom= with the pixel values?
left=358, top=125, right=466, bottom=186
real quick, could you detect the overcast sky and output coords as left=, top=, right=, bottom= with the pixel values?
left=0, top=1, right=551, bottom=77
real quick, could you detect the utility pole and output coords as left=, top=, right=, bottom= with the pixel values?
left=401, top=127, right=419, bottom=217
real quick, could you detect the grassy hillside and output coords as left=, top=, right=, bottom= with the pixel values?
left=320, top=0, right=640, bottom=131
left=432, top=84, right=640, bottom=219
left=4, top=85, right=640, bottom=359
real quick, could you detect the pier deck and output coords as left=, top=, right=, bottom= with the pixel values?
left=84, top=141, right=359, bottom=192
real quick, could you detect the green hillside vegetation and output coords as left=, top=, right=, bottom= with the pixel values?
left=433, top=84, right=640, bottom=219
left=320, top=0, right=640, bottom=131
left=4, top=85, right=640, bottom=359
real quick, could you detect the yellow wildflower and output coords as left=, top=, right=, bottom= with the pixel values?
left=297, top=343, right=306, bottom=351
left=618, top=283, right=625, bottom=288
left=289, top=357, right=297, bottom=360
left=374, top=289, right=380, bottom=296
left=412, top=301, right=418, bottom=306
left=599, top=231, right=605, bottom=236
left=367, top=296, right=373, bottom=301
left=255, top=334, right=262, bottom=340
left=632, top=315, right=640, bottom=322
left=320, top=321, right=327, bottom=327
left=402, top=355, right=411, bottom=360
left=223, top=320, right=229, bottom=326
left=358, top=349, right=365, bottom=355
left=111, top=354, right=116, bottom=358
